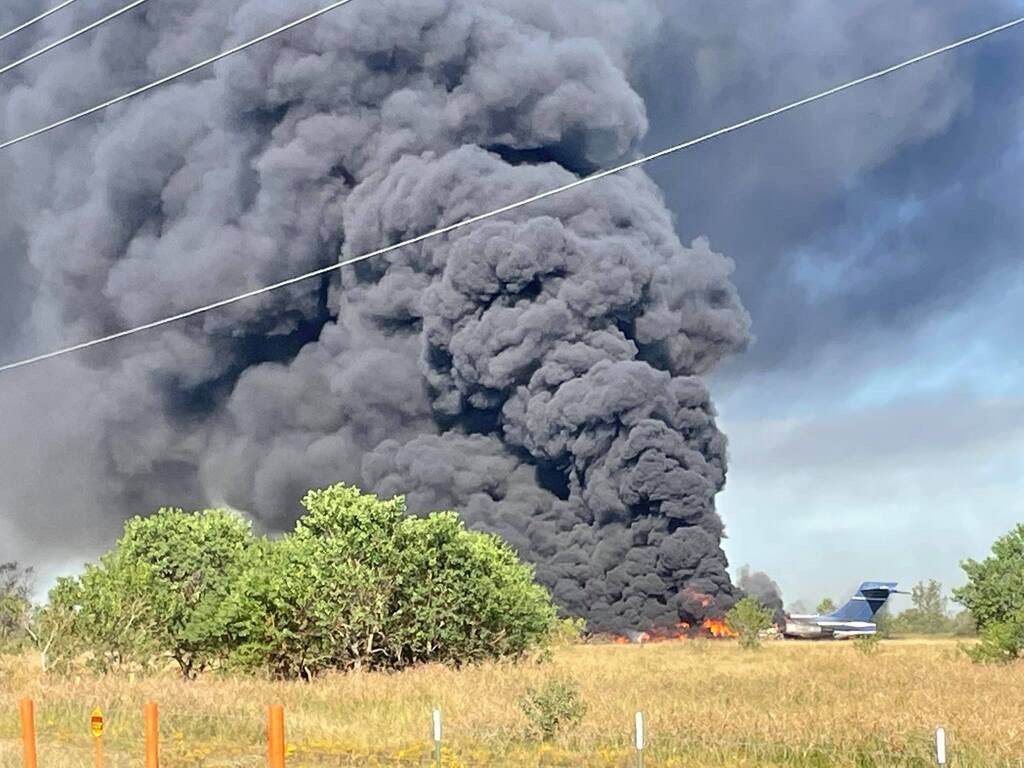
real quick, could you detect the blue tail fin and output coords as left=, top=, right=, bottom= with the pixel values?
left=826, top=582, right=900, bottom=622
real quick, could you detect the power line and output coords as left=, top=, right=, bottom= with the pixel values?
left=0, top=0, right=359, bottom=151
left=0, top=0, right=82, bottom=44
left=1, top=15, right=1021, bottom=375
left=0, top=0, right=150, bottom=79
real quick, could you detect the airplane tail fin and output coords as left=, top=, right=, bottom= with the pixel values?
left=825, top=582, right=902, bottom=622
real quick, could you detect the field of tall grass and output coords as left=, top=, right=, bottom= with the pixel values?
left=1, top=637, right=1022, bottom=767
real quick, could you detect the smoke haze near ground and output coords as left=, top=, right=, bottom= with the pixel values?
left=737, top=565, right=784, bottom=622
left=0, top=0, right=753, bottom=631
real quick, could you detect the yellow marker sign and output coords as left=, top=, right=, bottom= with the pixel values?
left=90, top=708, right=104, bottom=738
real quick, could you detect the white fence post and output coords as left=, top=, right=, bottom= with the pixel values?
left=936, top=727, right=946, bottom=765
left=432, top=707, right=442, bottom=767
left=635, top=711, right=645, bottom=768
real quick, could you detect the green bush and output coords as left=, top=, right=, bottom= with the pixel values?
left=0, top=563, right=33, bottom=654
left=963, top=615, right=1024, bottom=664
left=221, top=484, right=557, bottom=677
left=47, top=509, right=254, bottom=677
left=954, top=524, right=1024, bottom=663
left=726, top=596, right=774, bottom=650
left=852, top=632, right=880, bottom=656
left=551, top=618, right=587, bottom=646
left=42, top=484, right=557, bottom=679
left=519, top=676, right=587, bottom=740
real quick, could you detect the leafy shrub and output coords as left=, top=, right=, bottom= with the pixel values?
left=551, top=618, right=587, bottom=646
left=221, top=484, right=557, bottom=677
left=0, top=563, right=33, bottom=654
left=519, top=676, right=587, bottom=740
left=47, top=509, right=254, bottom=677
left=726, top=596, right=775, bottom=650
left=963, top=615, right=1024, bottom=664
left=954, top=524, right=1024, bottom=663
left=852, top=632, right=880, bottom=656
left=43, top=484, right=558, bottom=679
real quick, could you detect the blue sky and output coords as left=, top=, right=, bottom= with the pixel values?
left=639, top=0, right=1024, bottom=608
left=715, top=271, right=1024, bottom=606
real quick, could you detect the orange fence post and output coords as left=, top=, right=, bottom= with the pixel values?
left=268, top=704, right=286, bottom=768
left=90, top=708, right=105, bottom=768
left=144, top=702, right=160, bottom=768
left=18, top=699, right=37, bottom=768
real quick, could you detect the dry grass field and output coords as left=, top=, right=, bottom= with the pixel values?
left=1, top=638, right=1022, bottom=767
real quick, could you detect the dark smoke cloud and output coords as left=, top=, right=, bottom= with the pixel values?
left=737, top=565, right=784, bottom=623
left=0, top=0, right=749, bottom=630
left=637, top=0, right=1024, bottom=377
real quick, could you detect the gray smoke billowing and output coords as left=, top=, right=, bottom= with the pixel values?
left=0, top=0, right=750, bottom=630
left=737, top=565, right=784, bottom=623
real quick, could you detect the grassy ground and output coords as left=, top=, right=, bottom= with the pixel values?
left=1, top=637, right=1022, bottom=767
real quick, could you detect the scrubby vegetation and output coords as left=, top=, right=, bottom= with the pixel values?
left=725, top=596, right=774, bottom=649
left=518, top=676, right=587, bottom=740
left=0, top=639, right=1020, bottom=767
left=955, top=523, right=1024, bottom=663
left=4, top=498, right=1024, bottom=764
left=1, top=484, right=557, bottom=679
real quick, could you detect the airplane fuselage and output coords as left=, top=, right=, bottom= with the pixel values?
left=783, top=614, right=877, bottom=640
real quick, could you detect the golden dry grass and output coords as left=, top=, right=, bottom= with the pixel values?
left=0, top=638, right=1022, bottom=767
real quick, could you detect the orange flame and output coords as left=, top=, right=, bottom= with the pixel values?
left=702, top=618, right=738, bottom=638
left=606, top=618, right=746, bottom=643
left=608, top=620, right=719, bottom=644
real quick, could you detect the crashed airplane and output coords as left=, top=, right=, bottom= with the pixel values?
left=783, top=581, right=906, bottom=640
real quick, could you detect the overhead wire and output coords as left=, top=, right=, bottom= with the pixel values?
left=0, top=0, right=359, bottom=151
left=0, top=15, right=1022, bottom=375
left=0, top=0, right=151, bottom=79
left=0, top=0, right=82, bottom=44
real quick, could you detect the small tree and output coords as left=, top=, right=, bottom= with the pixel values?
left=49, top=560, right=171, bottom=674
left=26, top=578, right=84, bottom=673
left=53, top=509, right=255, bottom=676
left=726, top=596, right=774, bottom=650
left=0, top=563, right=33, bottom=653
left=113, top=509, right=255, bottom=678
left=954, top=524, right=1024, bottom=662
left=222, top=484, right=557, bottom=678
left=890, top=580, right=952, bottom=635
left=816, top=597, right=836, bottom=615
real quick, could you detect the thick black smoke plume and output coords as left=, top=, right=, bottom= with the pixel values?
left=0, top=0, right=750, bottom=630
